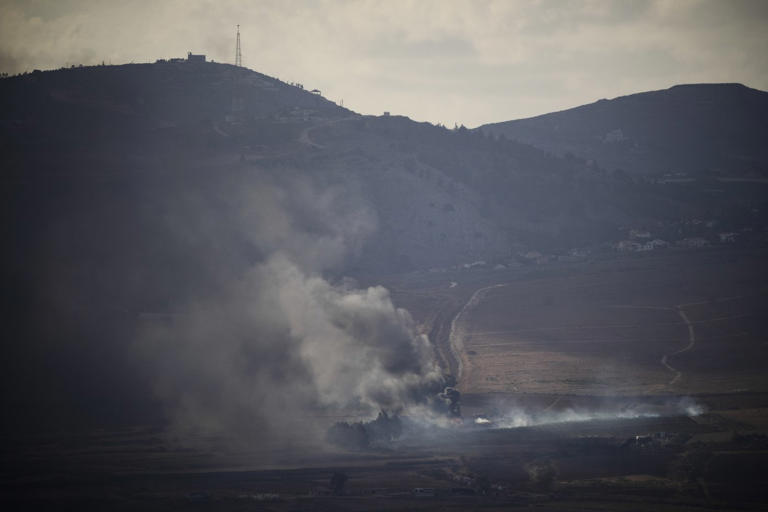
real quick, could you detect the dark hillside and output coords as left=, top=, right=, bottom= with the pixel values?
left=481, top=83, right=768, bottom=178
left=309, top=116, right=637, bottom=255
left=1, top=62, right=349, bottom=431
left=0, top=62, right=346, bottom=157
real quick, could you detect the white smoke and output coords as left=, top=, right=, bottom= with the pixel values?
left=491, top=408, right=659, bottom=429
left=134, top=170, right=444, bottom=444
left=480, top=397, right=705, bottom=430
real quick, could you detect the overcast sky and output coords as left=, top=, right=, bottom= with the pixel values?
left=1, top=0, right=767, bottom=127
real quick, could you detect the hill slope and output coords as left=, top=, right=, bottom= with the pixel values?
left=480, top=83, right=768, bottom=178
left=2, top=64, right=768, bottom=431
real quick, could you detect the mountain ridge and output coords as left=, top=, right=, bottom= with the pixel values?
left=479, top=82, right=768, bottom=177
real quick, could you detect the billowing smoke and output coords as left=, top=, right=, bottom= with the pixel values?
left=134, top=169, right=444, bottom=445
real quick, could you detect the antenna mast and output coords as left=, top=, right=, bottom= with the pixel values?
left=235, top=25, right=242, bottom=67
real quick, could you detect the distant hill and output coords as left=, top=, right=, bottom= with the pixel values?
left=0, top=61, right=348, bottom=154
left=0, top=61, right=630, bottom=278
left=480, top=83, right=768, bottom=178
left=2, top=64, right=768, bottom=431
left=3, top=66, right=767, bottom=281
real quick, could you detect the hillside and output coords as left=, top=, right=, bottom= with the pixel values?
left=480, top=83, right=768, bottom=178
left=2, top=63, right=768, bottom=431
left=0, top=61, right=647, bottom=276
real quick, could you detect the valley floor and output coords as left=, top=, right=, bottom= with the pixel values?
left=3, top=247, right=768, bottom=510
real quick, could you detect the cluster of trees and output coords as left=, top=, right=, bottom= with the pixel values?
left=326, top=411, right=403, bottom=450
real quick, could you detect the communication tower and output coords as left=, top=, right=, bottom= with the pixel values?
left=235, top=25, right=242, bottom=67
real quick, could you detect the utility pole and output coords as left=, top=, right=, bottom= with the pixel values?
left=235, top=25, right=242, bottom=67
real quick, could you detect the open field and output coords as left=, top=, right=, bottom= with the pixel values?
left=3, top=248, right=768, bottom=510
left=444, top=248, right=768, bottom=396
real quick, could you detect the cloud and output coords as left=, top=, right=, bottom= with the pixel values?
left=1, top=1, right=766, bottom=127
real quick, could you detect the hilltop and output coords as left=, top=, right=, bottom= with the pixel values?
left=480, top=83, right=768, bottom=178
left=0, top=60, right=348, bottom=154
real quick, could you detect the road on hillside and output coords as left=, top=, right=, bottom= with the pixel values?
left=298, top=116, right=359, bottom=149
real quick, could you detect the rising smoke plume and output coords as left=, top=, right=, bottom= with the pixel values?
left=135, top=168, right=444, bottom=444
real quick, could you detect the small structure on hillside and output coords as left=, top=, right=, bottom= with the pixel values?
left=187, top=52, right=206, bottom=63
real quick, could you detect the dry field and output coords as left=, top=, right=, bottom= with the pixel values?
left=451, top=249, right=768, bottom=397
left=4, top=248, right=768, bottom=511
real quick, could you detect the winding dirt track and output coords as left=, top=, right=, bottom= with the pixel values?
left=612, top=296, right=746, bottom=386
left=446, top=283, right=509, bottom=388
left=442, top=285, right=704, bottom=390
left=440, top=285, right=700, bottom=390
left=298, top=116, right=359, bottom=149
left=661, top=306, right=697, bottom=385
left=609, top=304, right=695, bottom=386
left=442, top=287, right=749, bottom=391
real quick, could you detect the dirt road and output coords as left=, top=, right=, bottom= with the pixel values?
left=298, top=115, right=358, bottom=149
left=447, top=283, right=509, bottom=388
left=661, top=306, right=696, bottom=385
left=613, top=296, right=747, bottom=386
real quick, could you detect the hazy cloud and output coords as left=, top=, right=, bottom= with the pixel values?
left=1, top=0, right=766, bottom=126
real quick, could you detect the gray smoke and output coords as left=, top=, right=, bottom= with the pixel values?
left=476, top=397, right=706, bottom=430
left=135, top=169, right=443, bottom=444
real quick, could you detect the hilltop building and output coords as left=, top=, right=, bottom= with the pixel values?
left=187, top=52, right=206, bottom=63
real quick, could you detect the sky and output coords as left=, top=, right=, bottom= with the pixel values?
left=1, top=0, right=767, bottom=127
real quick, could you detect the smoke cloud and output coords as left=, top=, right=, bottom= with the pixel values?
left=135, top=169, right=443, bottom=444
left=476, top=397, right=705, bottom=430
